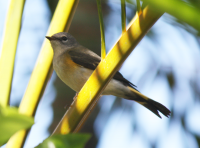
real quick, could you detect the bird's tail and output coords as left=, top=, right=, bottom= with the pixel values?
left=128, top=87, right=171, bottom=118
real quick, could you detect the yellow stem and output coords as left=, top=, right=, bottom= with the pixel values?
left=0, top=0, right=25, bottom=107
left=6, top=0, right=79, bottom=148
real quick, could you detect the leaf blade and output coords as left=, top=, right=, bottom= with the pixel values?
left=0, top=106, right=34, bottom=146
left=36, top=133, right=91, bottom=148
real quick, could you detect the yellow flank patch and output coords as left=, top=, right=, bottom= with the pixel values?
left=54, top=53, right=94, bottom=92
left=63, top=54, right=80, bottom=73
left=68, top=55, right=79, bottom=67
left=128, top=86, right=149, bottom=101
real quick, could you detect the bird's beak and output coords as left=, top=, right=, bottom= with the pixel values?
left=46, top=36, right=56, bottom=41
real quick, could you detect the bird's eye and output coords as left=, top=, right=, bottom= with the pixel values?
left=61, top=36, right=68, bottom=41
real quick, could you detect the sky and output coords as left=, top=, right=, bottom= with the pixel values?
left=0, top=0, right=200, bottom=148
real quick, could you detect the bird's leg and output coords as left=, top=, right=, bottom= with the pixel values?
left=69, top=93, right=78, bottom=108
left=73, top=93, right=78, bottom=101
left=64, top=93, right=78, bottom=109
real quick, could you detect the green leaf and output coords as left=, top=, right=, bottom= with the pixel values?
left=36, top=133, right=91, bottom=148
left=0, top=106, right=34, bottom=146
left=121, top=0, right=126, bottom=32
left=136, top=0, right=141, bottom=12
left=142, top=0, right=200, bottom=32
left=96, top=0, right=106, bottom=59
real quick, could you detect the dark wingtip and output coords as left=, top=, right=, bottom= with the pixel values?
left=160, top=105, right=171, bottom=118
left=165, top=111, right=171, bottom=118
left=157, top=112, right=162, bottom=119
left=158, top=110, right=171, bottom=119
left=148, top=99, right=171, bottom=118
left=126, top=87, right=171, bottom=119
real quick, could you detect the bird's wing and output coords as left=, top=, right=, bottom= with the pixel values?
left=68, top=46, right=100, bottom=70
left=68, top=46, right=137, bottom=90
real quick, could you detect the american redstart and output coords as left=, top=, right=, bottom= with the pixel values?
left=46, top=32, right=170, bottom=118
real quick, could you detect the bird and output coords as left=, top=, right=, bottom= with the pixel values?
left=46, top=32, right=171, bottom=118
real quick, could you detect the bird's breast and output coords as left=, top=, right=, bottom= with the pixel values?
left=53, top=54, right=93, bottom=92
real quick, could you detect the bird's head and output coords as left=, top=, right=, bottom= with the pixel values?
left=46, top=32, right=78, bottom=52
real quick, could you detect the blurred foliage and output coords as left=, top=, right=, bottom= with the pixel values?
left=142, top=0, right=200, bottom=37
left=36, top=133, right=91, bottom=148
left=126, top=0, right=200, bottom=39
left=163, top=15, right=199, bottom=36
left=0, top=106, right=34, bottom=146
left=156, top=68, right=175, bottom=90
